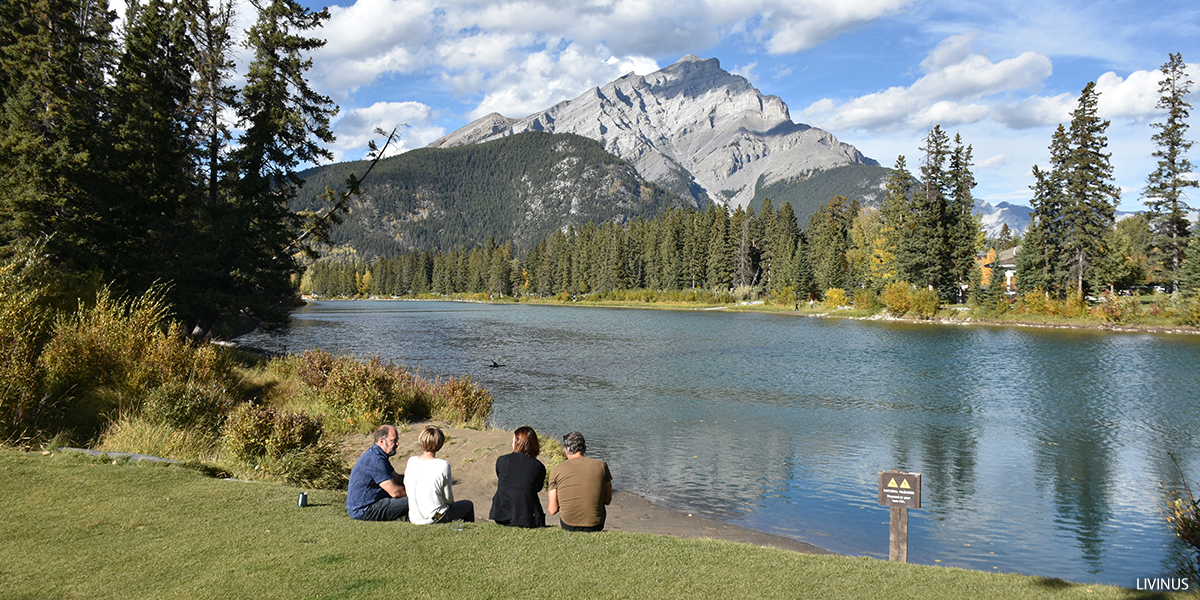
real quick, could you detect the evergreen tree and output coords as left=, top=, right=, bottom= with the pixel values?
left=877, top=156, right=912, bottom=287
left=807, top=195, right=856, bottom=293
left=1182, top=231, right=1200, bottom=293
left=946, top=134, right=983, bottom=302
left=1142, top=52, right=1197, bottom=292
left=219, top=0, right=336, bottom=325
left=106, top=0, right=197, bottom=300
left=1061, top=81, right=1119, bottom=297
left=705, top=207, right=732, bottom=289
left=793, top=233, right=816, bottom=301
left=731, top=206, right=758, bottom=287
left=906, top=126, right=952, bottom=297
left=1093, top=214, right=1152, bottom=291
left=1015, top=215, right=1052, bottom=295
left=769, top=202, right=800, bottom=296
left=1022, top=125, right=1073, bottom=296
left=996, top=223, right=1013, bottom=250
left=0, top=0, right=116, bottom=272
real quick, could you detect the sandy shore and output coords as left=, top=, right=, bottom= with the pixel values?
left=343, top=423, right=831, bottom=555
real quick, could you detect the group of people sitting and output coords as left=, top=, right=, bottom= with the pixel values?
left=346, top=424, right=612, bottom=531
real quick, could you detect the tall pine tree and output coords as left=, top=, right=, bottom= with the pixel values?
left=1061, top=82, right=1119, bottom=297
left=1142, top=52, right=1197, bottom=292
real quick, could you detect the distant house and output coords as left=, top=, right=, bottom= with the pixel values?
left=977, top=245, right=1020, bottom=292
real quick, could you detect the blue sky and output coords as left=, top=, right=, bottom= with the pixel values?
left=268, top=0, right=1198, bottom=212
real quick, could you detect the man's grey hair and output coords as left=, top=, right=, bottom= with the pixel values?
left=373, top=425, right=395, bottom=443
left=562, top=431, right=586, bottom=455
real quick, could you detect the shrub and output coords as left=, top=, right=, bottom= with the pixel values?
left=1157, top=454, right=1200, bottom=581
left=220, top=404, right=345, bottom=489
left=853, top=289, right=877, bottom=310
left=910, top=287, right=940, bottom=318
left=315, top=354, right=431, bottom=429
left=35, top=286, right=240, bottom=439
left=1184, top=295, right=1200, bottom=327
left=538, top=433, right=566, bottom=490
left=1060, top=292, right=1088, bottom=318
left=269, top=441, right=348, bottom=489
left=733, top=285, right=760, bottom=302
left=0, top=241, right=56, bottom=442
left=1093, top=291, right=1142, bottom=323
left=1016, top=288, right=1055, bottom=316
left=142, top=379, right=238, bottom=433
left=277, top=350, right=491, bottom=431
left=222, top=404, right=324, bottom=461
left=822, top=288, right=847, bottom=308
left=428, top=376, right=492, bottom=428
left=881, top=282, right=913, bottom=316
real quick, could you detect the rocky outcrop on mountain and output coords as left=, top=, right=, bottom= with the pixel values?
left=430, top=55, right=877, bottom=208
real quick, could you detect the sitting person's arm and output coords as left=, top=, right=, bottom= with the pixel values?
left=548, top=489, right=559, bottom=515
left=603, top=480, right=612, bottom=506
left=380, top=474, right=406, bottom=498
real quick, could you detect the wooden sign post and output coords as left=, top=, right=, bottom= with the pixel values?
left=878, top=471, right=921, bottom=563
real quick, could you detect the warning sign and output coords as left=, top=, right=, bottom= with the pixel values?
left=878, top=471, right=921, bottom=509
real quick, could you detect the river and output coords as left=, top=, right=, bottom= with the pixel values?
left=236, top=299, right=1200, bottom=587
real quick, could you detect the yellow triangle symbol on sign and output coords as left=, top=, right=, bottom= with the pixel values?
left=900, top=479, right=911, bottom=489
left=887, top=478, right=898, bottom=488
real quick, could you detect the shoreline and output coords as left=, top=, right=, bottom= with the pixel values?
left=298, top=295, right=1200, bottom=337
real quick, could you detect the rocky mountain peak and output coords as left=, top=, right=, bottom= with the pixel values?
left=429, top=55, right=876, bottom=208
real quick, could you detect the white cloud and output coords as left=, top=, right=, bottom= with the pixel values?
left=464, top=44, right=659, bottom=119
left=804, top=33, right=1053, bottom=132
left=330, top=102, right=446, bottom=161
left=759, top=0, right=915, bottom=54
left=306, top=0, right=917, bottom=98
left=1094, top=69, right=1160, bottom=120
left=976, top=154, right=1008, bottom=169
left=731, top=61, right=759, bottom=84
left=991, top=94, right=1074, bottom=129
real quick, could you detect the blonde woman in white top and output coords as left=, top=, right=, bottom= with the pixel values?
left=404, top=426, right=475, bottom=524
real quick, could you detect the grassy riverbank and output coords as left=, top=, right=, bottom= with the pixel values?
left=349, top=292, right=1200, bottom=335
left=2, top=449, right=1183, bottom=600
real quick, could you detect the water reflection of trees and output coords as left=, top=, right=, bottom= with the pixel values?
left=1021, top=333, right=1118, bottom=574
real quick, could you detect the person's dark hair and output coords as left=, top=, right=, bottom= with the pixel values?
left=513, top=426, right=539, bottom=458
left=562, top=431, right=586, bottom=455
left=418, top=426, right=445, bottom=453
left=373, top=425, right=395, bottom=443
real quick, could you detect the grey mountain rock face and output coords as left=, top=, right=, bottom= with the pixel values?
left=431, top=55, right=877, bottom=209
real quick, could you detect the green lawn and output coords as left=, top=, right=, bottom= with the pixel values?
left=0, top=450, right=1185, bottom=599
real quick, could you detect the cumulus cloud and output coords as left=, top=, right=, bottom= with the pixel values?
left=306, top=0, right=915, bottom=96
left=759, top=0, right=914, bottom=54
left=991, top=94, right=1075, bottom=129
left=803, top=32, right=1054, bottom=132
left=330, top=102, right=446, bottom=161
left=463, top=44, right=659, bottom=120
left=1094, top=69, right=1161, bottom=120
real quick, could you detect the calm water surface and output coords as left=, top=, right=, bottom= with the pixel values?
left=238, top=300, right=1200, bottom=586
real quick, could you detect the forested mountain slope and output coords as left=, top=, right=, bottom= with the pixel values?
left=294, top=132, right=693, bottom=256
left=748, top=164, right=893, bottom=229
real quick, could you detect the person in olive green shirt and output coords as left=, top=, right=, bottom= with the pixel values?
left=548, top=431, right=612, bottom=531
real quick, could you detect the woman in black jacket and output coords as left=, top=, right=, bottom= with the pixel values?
left=489, top=426, right=547, bottom=528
